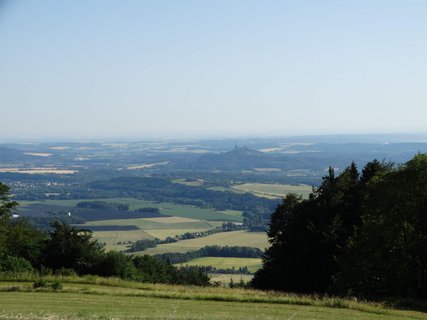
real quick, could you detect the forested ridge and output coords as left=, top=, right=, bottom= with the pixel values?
left=253, top=153, right=427, bottom=299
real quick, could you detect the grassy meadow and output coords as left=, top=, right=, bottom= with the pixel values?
left=0, top=275, right=425, bottom=320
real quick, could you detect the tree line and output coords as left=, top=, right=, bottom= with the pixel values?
left=154, top=245, right=263, bottom=265
left=253, top=154, right=427, bottom=299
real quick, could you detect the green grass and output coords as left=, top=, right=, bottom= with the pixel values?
left=231, top=183, right=313, bottom=199
left=143, top=231, right=269, bottom=255
left=177, top=257, right=262, bottom=273
left=20, top=198, right=243, bottom=222
left=0, top=275, right=425, bottom=320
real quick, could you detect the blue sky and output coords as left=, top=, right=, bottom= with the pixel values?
left=1, top=1, right=426, bottom=139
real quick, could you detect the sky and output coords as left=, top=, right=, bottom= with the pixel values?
left=1, top=0, right=426, bottom=140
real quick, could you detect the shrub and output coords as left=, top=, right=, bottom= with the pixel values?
left=51, top=280, right=62, bottom=290
left=0, top=256, right=34, bottom=273
left=33, top=279, right=48, bottom=289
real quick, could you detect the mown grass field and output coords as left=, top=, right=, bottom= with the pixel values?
left=231, top=183, right=313, bottom=199
left=0, top=275, right=425, bottom=320
left=143, top=231, right=269, bottom=255
left=178, top=257, right=262, bottom=273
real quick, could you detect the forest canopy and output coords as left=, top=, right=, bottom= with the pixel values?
left=253, top=154, right=427, bottom=299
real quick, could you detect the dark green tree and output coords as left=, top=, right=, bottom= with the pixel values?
left=43, top=221, right=104, bottom=274
left=252, top=160, right=390, bottom=294
left=0, top=182, right=18, bottom=258
left=0, top=182, right=18, bottom=219
left=335, top=154, right=427, bottom=298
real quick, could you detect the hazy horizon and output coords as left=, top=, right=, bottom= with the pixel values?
left=1, top=1, right=427, bottom=139
left=2, top=132, right=427, bottom=145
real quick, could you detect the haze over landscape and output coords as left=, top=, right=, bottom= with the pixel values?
left=1, top=0, right=427, bottom=140
left=1, top=2, right=427, bottom=320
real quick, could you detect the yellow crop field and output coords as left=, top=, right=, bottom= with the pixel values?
left=231, top=183, right=312, bottom=199
left=143, top=231, right=269, bottom=255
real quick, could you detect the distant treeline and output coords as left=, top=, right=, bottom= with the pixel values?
left=193, top=265, right=252, bottom=275
left=154, top=245, right=263, bottom=265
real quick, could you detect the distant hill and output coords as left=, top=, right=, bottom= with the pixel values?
left=0, top=146, right=28, bottom=162
left=190, top=146, right=277, bottom=171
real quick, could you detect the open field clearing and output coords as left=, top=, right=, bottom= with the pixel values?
left=143, top=231, right=269, bottom=255
left=253, top=167, right=282, bottom=172
left=143, top=216, right=202, bottom=223
left=172, top=178, right=205, bottom=187
left=0, top=276, right=425, bottom=320
left=0, top=168, right=77, bottom=174
left=81, top=217, right=219, bottom=249
left=24, top=152, right=52, bottom=157
left=48, top=146, right=71, bottom=150
left=92, top=230, right=155, bottom=251
left=231, top=183, right=312, bottom=199
left=83, top=218, right=215, bottom=231
left=126, top=161, right=169, bottom=170
left=21, top=198, right=243, bottom=221
left=178, top=257, right=262, bottom=273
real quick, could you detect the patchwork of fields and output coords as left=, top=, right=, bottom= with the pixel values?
left=19, top=197, right=266, bottom=275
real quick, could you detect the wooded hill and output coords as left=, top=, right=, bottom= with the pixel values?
left=253, top=153, right=427, bottom=299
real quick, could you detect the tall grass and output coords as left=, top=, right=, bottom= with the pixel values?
left=0, top=272, right=391, bottom=315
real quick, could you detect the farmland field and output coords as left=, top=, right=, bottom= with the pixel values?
left=143, top=231, right=269, bottom=255
left=83, top=217, right=218, bottom=250
left=19, top=198, right=254, bottom=254
left=20, top=198, right=243, bottom=222
left=92, top=229, right=155, bottom=251
left=178, top=257, right=262, bottom=273
left=231, top=183, right=313, bottom=199
left=0, top=276, right=425, bottom=320
left=82, top=217, right=215, bottom=231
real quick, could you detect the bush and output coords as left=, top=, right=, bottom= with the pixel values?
left=33, top=279, right=48, bottom=289
left=51, top=279, right=62, bottom=290
left=0, top=256, right=34, bottom=273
